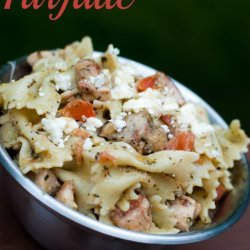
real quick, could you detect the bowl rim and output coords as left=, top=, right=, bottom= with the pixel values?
left=0, top=52, right=249, bottom=245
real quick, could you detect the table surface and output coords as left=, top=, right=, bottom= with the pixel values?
left=1, top=150, right=249, bottom=250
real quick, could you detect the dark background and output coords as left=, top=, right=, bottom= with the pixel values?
left=0, top=0, right=249, bottom=133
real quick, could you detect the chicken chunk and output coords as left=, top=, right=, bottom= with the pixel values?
left=167, top=195, right=201, bottom=231
left=99, top=110, right=168, bottom=154
left=56, top=181, right=78, bottom=210
left=110, top=195, right=152, bottom=232
left=34, top=169, right=60, bottom=195
left=155, top=72, right=185, bottom=106
left=75, top=59, right=111, bottom=101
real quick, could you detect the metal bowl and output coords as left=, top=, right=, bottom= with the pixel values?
left=0, top=54, right=249, bottom=249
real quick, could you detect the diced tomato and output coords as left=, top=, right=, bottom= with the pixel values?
left=137, top=75, right=157, bottom=92
left=160, top=115, right=172, bottom=127
left=98, top=151, right=117, bottom=168
left=61, top=99, right=96, bottom=120
left=215, top=184, right=227, bottom=201
left=165, top=131, right=195, bottom=151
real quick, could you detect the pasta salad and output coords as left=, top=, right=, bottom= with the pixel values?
left=0, top=37, right=249, bottom=233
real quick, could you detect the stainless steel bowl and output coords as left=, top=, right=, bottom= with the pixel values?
left=0, top=54, right=249, bottom=249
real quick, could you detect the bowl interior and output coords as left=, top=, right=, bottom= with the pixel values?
left=0, top=54, right=249, bottom=245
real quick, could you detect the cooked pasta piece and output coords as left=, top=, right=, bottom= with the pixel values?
left=56, top=181, right=78, bottom=210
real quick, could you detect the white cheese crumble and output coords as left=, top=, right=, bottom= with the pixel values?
left=161, top=125, right=170, bottom=133
left=162, top=102, right=179, bottom=112
left=53, top=73, right=72, bottom=91
left=211, top=149, right=219, bottom=158
left=41, top=117, right=78, bottom=148
left=110, top=112, right=127, bottom=132
left=176, top=103, right=215, bottom=138
left=111, top=65, right=137, bottom=100
left=83, top=138, right=93, bottom=151
left=89, top=74, right=106, bottom=89
left=54, top=61, right=68, bottom=71
left=89, top=69, right=111, bottom=89
left=83, top=117, right=103, bottom=132
left=123, top=88, right=163, bottom=116
left=38, top=87, right=45, bottom=97
left=123, top=87, right=180, bottom=117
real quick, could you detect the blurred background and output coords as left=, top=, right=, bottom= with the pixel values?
left=0, top=0, right=249, bottom=133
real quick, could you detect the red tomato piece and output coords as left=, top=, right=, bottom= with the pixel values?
left=137, top=75, right=157, bottom=92
left=165, top=131, right=195, bottom=151
left=61, top=99, right=96, bottom=120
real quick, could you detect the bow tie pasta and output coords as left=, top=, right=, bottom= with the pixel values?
left=0, top=37, right=249, bottom=233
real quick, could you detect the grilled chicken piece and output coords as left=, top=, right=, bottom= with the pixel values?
left=111, top=195, right=152, bottom=232
left=75, top=59, right=111, bottom=101
left=99, top=110, right=168, bottom=154
left=56, top=181, right=78, bottom=210
left=155, top=72, right=185, bottom=106
left=34, top=169, right=60, bottom=195
left=167, top=195, right=201, bottom=231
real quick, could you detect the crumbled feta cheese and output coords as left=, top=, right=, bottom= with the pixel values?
left=111, top=85, right=136, bottom=100
left=83, top=138, right=93, bottom=151
left=211, top=149, right=219, bottom=158
left=123, top=88, right=162, bottom=116
left=110, top=112, right=127, bottom=132
left=161, top=125, right=170, bottom=133
left=113, top=119, right=126, bottom=132
left=89, top=76, right=104, bottom=89
left=38, top=87, right=45, bottom=97
left=89, top=70, right=110, bottom=89
left=176, top=103, right=215, bottom=138
left=162, top=102, right=179, bottom=112
left=53, top=73, right=72, bottom=91
left=41, top=117, right=78, bottom=148
left=54, top=61, right=68, bottom=71
left=123, top=87, right=180, bottom=117
left=111, top=65, right=137, bottom=100
left=107, top=44, right=120, bottom=56
left=42, top=118, right=66, bottom=148
left=64, top=119, right=79, bottom=134
left=83, top=117, right=103, bottom=132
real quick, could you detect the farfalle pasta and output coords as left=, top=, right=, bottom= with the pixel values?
left=0, top=37, right=249, bottom=233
